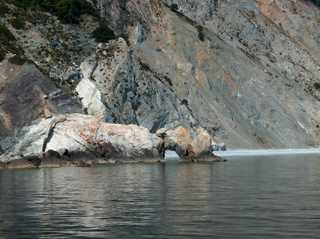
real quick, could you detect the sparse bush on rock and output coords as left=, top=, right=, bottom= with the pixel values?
left=92, top=22, right=116, bottom=42
left=0, top=23, right=15, bottom=42
left=11, top=16, right=26, bottom=29
left=10, top=0, right=97, bottom=24
left=0, top=1, right=10, bottom=16
left=54, top=0, right=96, bottom=24
left=170, top=3, right=178, bottom=12
left=0, top=23, right=22, bottom=61
left=311, top=0, right=320, bottom=6
left=197, top=25, right=205, bottom=41
left=0, top=49, right=5, bottom=61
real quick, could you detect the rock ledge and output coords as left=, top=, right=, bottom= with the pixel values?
left=0, top=114, right=220, bottom=169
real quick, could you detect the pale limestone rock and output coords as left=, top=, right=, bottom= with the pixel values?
left=95, top=122, right=161, bottom=158
left=76, top=57, right=107, bottom=120
left=4, top=114, right=162, bottom=162
left=45, top=114, right=162, bottom=159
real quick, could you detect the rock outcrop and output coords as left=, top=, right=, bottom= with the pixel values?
left=3, top=113, right=161, bottom=159
left=0, top=114, right=218, bottom=168
left=157, top=127, right=214, bottom=159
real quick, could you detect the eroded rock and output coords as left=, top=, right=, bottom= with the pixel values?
left=76, top=55, right=107, bottom=120
left=2, top=114, right=162, bottom=163
left=0, top=113, right=220, bottom=167
left=157, top=126, right=215, bottom=159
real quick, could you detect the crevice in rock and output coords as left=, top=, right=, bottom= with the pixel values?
left=42, top=115, right=67, bottom=153
left=139, top=60, right=175, bottom=92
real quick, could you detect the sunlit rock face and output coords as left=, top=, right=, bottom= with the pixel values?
left=1, top=114, right=162, bottom=162
left=1, top=0, right=320, bottom=152
left=0, top=113, right=218, bottom=168
left=90, top=0, right=320, bottom=148
left=157, top=126, right=215, bottom=159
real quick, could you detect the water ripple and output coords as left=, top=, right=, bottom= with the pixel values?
left=1, top=155, right=320, bottom=238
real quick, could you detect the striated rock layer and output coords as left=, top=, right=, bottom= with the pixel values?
left=88, top=0, right=320, bottom=148
left=1, top=0, right=320, bottom=161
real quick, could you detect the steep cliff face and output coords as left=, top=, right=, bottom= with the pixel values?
left=84, top=0, right=320, bottom=148
left=1, top=0, right=320, bottom=149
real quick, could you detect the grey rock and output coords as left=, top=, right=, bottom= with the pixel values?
left=89, top=0, right=320, bottom=148
left=2, top=0, right=320, bottom=153
left=0, top=58, right=81, bottom=139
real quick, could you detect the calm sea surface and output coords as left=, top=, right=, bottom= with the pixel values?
left=1, top=155, right=320, bottom=238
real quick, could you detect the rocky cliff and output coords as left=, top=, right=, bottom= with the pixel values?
left=1, top=0, right=320, bottom=154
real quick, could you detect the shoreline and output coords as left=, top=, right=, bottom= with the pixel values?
left=0, top=156, right=223, bottom=170
left=214, top=148, right=320, bottom=157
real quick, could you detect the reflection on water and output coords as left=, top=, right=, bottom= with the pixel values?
left=1, top=155, right=320, bottom=238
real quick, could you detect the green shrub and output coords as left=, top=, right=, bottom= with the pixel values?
left=197, top=25, right=205, bottom=41
left=170, top=3, right=178, bottom=12
left=0, top=1, right=10, bottom=16
left=11, top=0, right=32, bottom=8
left=0, top=23, right=22, bottom=60
left=92, top=22, right=116, bottom=42
left=0, top=24, right=15, bottom=42
left=8, top=54, right=26, bottom=64
left=11, top=16, right=26, bottom=29
left=55, top=0, right=96, bottom=24
left=0, top=49, right=5, bottom=61
left=314, top=82, right=320, bottom=90
left=10, top=0, right=97, bottom=24
left=311, top=0, right=320, bottom=6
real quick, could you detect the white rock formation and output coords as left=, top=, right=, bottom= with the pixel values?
left=76, top=58, right=107, bottom=120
